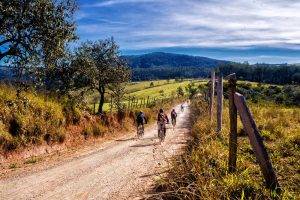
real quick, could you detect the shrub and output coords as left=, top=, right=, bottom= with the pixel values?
left=92, top=123, right=106, bottom=137
left=9, top=114, right=24, bottom=136
left=82, top=126, right=92, bottom=140
left=54, top=130, right=66, bottom=143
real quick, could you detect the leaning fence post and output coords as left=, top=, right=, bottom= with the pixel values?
left=210, top=70, right=215, bottom=123
left=234, top=93, right=280, bottom=190
left=217, top=75, right=223, bottom=133
left=227, top=73, right=237, bottom=173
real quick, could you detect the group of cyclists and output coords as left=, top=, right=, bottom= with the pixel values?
left=136, top=104, right=185, bottom=142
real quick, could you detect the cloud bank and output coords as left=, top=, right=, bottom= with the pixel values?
left=77, top=0, right=300, bottom=63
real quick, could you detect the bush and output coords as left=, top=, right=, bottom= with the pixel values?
left=82, top=126, right=92, bottom=140
left=9, top=114, right=24, bottom=136
left=0, top=84, right=69, bottom=151
left=63, top=105, right=81, bottom=125
left=92, top=123, right=105, bottom=137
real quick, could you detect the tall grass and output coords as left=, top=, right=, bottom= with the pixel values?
left=0, top=85, right=67, bottom=151
left=153, top=98, right=299, bottom=199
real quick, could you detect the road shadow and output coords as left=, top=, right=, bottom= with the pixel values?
left=115, top=137, right=136, bottom=142
left=140, top=171, right=165, bottom=178
left=170, top=141, right=187, bottom=145
left=130, top=142, right=157, bottom=148
left=142, top=136, right=157, bottom=140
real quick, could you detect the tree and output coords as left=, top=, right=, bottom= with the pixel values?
left=0, top=0, right=77, bottom=70
left=177, top=86, right=184, bottom=97
left=71, top=38, right=131, bottom=113
left=185, top=83, right=198, bottom=99
left=109, top=83, right=126, bottom=112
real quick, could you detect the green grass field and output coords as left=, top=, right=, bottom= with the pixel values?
left=89, top=79, right=207, bottom=112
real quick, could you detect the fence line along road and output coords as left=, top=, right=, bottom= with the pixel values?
left=208, top=71, right=280, bottom=191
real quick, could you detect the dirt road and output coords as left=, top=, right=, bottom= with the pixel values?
left=0, top=104, right=190, bottom=200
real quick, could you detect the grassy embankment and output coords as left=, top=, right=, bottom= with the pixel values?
left=154, top=86, right=300, bottom=199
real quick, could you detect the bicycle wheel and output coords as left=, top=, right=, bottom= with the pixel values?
left=171, top=118, right=176, bottom=127
left=137, top=125, right=143, bottom=138
left=158, top=124, right=163, bottom=142
left=159, top=129, right=164, bottom=142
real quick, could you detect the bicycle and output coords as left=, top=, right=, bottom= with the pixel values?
left=137, top=124, right=144, bottom=138
left=171, top=118, right=176, bottom=129
left=157, top=122, right=166, bottom=143
left=181, top=105, right=184, bottom=112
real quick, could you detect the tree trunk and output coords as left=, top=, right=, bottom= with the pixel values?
left=98, top=85, right=105, bottom=114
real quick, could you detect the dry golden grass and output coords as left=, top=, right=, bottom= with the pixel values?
left=153, top=98, right=299, bottom=200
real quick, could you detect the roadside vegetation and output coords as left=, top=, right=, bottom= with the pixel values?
left=0, top=81, right=187, bottom=157
left=0, top=85, right=66, bottom=151
left=154, top=95, right=299, bottom=199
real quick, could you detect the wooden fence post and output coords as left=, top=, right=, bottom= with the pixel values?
left=128, top=96, right=131, bottom=110
left=210, top=70, right=215, bottom=122
left=234, top=93, right=280, bottom=190
left=146, top=96, right=150, bottom=106
left=135, top=99, right=138, bottom=108
left=227, top=73, right=237, bottom=173
left=217, top=75, right=223, bottom=133
left=130, top=97, right=134, bottom=109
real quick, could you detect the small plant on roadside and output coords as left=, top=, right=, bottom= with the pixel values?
left=24, top=156, right=39, bottom=164
left=8, top=163, right=18, bottom=169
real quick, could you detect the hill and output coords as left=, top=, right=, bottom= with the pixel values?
left=122, top=52, right=229, bottom=68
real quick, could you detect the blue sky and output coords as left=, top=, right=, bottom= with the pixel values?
left=76, top=0, right=300, bottom=64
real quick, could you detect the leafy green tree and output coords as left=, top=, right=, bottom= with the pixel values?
left=185, top=83, right=198, bottom=99
left=159, top=89, right=164, bottom=97
left=0, top=0, right=77, bottom=71
left=177, top=86, right=184, bottom=97
left=109, top=83, right=126, bottom=113
left=71, top=38, right=131, bottom=113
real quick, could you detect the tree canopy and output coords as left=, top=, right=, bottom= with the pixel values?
left=0, top=0, right=77, bottom=69
left=71, top=38, right=131, bottom=113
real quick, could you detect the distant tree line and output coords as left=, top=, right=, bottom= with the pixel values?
left=132, top=66, right=211, bottom=81
left=218, top=63, right=300, bottom=84
left=132, top=64, right=300, bottom=85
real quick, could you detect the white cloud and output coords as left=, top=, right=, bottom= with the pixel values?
left=83, top=0, right=161, bottom=7
left=78, top=0, right=300, bottom=50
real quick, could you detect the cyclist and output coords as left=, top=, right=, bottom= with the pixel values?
left=136, top=111, right=147, bottom=138
left=181, top=104, right=184, bottom=112
left=157, top=108, right=169, bottom=141
left=170, top=109, right=177, bottom=128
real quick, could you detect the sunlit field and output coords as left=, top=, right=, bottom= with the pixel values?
left=89, top=79, right=207, bottom=112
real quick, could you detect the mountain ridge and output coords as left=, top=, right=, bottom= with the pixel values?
left=122, top=52, right=230, bottom=68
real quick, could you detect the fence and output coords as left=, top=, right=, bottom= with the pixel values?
left=93, top=95, right=173, bottom=114
left=209, top=71, right=280, bottom=191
